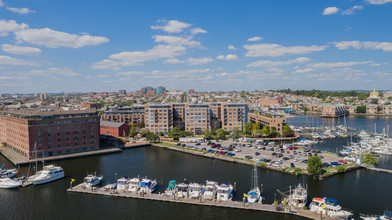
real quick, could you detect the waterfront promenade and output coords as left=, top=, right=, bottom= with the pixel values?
left=68, top=183, right=337, bottom=220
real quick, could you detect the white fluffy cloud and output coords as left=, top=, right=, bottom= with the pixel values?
left=322, top=7, right=339, bottom=15
left=247, top=36, right=263, bottom=42
left=2, top=44, right=42, bottom=55
left=163, top=58, right=184, bottom=64
left=0, top=20, right=28, bottom=36
left=92, top=44, right=187, bottom=69
left=308, top=61, right=371, bottom=68
left=228, top=45, right=236, bottom=50
left=333, top=41, right=392, bottom=52
left=15, top=28, right=109, bottom=48
left=244, top=43, right=327, bottom=57
left=293, top=68, right=314, bottom=74
left=0, top=55, right=40, bottom=66
left=151, top=20, right=191, bottom=33
left=30, top=67, right=80, bottom=76
left=342, top=5, right=363, bottom=15
left=247, top=57, right=310, bottom=68
left=366, top=0, right=392, bottom=4
left=191, top=27, right=207, bottom=35
left=7, top=7, right=35, bottom=14
left=152, top=35, right=200, bottom=48
left=0, top=0, right=4, bottom=7
left=217, top=54, right=238, bottom=61
left=186, top=57, right=214, bottom=65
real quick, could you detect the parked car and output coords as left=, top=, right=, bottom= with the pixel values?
left=308, top=153, right=312, bottom=157
left=272, top=152, right=277, bottom=156
left=245, top=155, right=253, bottom=160
left=201, top=148, right=207, bottom=151
left=195, top=143, right=201, bottom=146
left=338, top=160, right=347, bottom=164
left=235, top=149, right=242, bottom=152
left=255, top=152, right=260, bottom=156
left=331, top=162, right=341, bottom=166
left=290, top=163, right=295, bottom=168
left=181, top=144, right=186, bottom=147
left=176, top=143, right=181, bottom=146
left=322, top=163, right=331, bottom=168
left=282, top=157, right=290, bottom=160
left=228, top=153, right=235, bottom=157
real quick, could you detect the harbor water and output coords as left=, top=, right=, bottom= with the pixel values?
left=0, top=115, right=391, bottom=219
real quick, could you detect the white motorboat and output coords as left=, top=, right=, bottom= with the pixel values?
left=188, top=183, right=203, bottom=199
left=360, top=211, right=392, bottom=220
left=290, top=183, right=308, bottom=208
left=0, top=177, right=21, bottom=189
left=176, top=183, right=189, bottom=198
left=216, top=183, right=233, bottom=201
left=128, top=177, right=141, bottom=193
left=165, top=180, right=177, bottom=196
left=0, top=165, right=17, bottom=178
left=247, top=165, right=262, bottom=203
left=82, top=173, right=103, bottom=187
left=204, top=181, right=218, bottom=200
left=310, top=197, right=353, bottom=218
left=116, top=177, right=130, bottom=191
left=138, top=178, right=157, bottom=194
left=28, top=165, right=64, bottom=185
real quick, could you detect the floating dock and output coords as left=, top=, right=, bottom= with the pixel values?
left=68, top=183, right=337, bottom=220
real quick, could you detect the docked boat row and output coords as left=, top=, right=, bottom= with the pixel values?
left=163, top=180, right=234, bottom=201
left=115, top=176, right=158, bottom=194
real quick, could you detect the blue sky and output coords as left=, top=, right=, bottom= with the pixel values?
left=1, top=0, right=392, bottom=93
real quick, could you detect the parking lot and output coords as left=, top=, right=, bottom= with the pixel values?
left=175, top=140, right=351, bottom=170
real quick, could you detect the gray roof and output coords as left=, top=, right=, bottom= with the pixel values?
left=100, top=120, right=127, bottom=128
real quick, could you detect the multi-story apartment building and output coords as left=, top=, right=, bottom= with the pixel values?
left=172, top=104, right=185, bottom=129
left=366, top=105, right=380, bottom=114
left=382, top=105, right=392, bottom=114
left=185, top=104, right=210, bottom=135
left=221, top=103, right=248, bottom=131
left=209, top=103, right=222, bottom=130
left=101, top=106, right=145, bottom=125
left=0, top=107, right=99, bottom=160
left=144, top=104, right=173, bottom=134
left=249, top=112, right=286, bottom=134
left=321, top=105, right=349, bottom=118
left=259, top=96, right=282, bottom=107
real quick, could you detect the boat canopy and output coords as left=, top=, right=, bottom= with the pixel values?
left=248, top=192, right=257, bottom=196
left=169, top=180, right=176, bottom=183
left=141, top=181, right=151, bottom=187
left=324, top=197, right=338, bottom=204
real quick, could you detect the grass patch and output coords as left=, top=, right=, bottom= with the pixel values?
left=159, top=142, right=176, bottom=147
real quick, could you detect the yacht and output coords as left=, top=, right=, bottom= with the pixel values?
left=216, top=182, right=234, bottom=201
left=116, top=177, right=130, bottom=191
left=247, top=166, right=262, bottom=203
left=204, top=181, right=218, bottom=200
left=188, top=183, right=203, bottom=199
left=0, top=165, right=17, bottom=178
left=165, top=180, right=177, bottom=196
left=310, top=197, right=353, bottom=218
left=176, top=183, right=189, bottom=198
left=128, top=177, right=141, bottom=193
left=82, top=173, right=103, bottom=188
left=138, top=178, right=157, bottom=194
left=0, top=177, right=21, bottom=189
left=28, top=165, right=65, bottom=185
left=290, top=183, right=308, bottom=208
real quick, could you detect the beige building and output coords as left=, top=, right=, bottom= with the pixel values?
left=259, top=96, right=282, bottom=107
left=366, top=105, right=380, bottom=114
left=144, top=104, right=173, bottom=134
left=249, top=112, right=286, bottom=134
left=382, top=105, right=392, bottom=114
left=321, top=105, right=349, bottom=118
left=185, top=104, right=210, bottom=135
left=221, top=103, right=248, bottom=131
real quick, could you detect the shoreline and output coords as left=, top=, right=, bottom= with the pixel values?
left=152, top=143, right=361, bottom=180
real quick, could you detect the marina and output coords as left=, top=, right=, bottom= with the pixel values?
left=67, top=182, right=337, bottom=220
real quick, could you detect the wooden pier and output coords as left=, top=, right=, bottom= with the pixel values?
left=67, top=183, right=337, bottom=220
left=366, top=167, right=392, bottom=174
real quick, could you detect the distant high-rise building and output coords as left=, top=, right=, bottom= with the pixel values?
left=155, top=86, right=165, bottom=95
left=40, top=93, right=47, bottom=101
left=119, top=89, right=126, bottom=96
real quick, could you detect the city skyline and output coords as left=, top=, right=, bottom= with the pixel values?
left=1, top=0, right=392, bottom=93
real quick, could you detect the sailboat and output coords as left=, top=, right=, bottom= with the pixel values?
left=247, top=165, right=262, bottom=203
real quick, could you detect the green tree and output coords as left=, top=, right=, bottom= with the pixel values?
left=252, top=123, right=261, bottom=133
left=307, top=156, right=323, bottom=175
left=361, top=154, right=379, bottom=166
left=244, top=122, right=253, bottom=134
left=370, top=98, right=379, bottom=104
left=204, top=129, right=214, bottom=140
left=146, top=132, right=160, bottom=142
left=336, top=166, right=346, bottom=173
left=357, top=105, right=366, bottom=113
left=129, top=126, right=138, bottom=137
left=388, top=96, right=392, bottom=100
left=232, top=127, right=240, bottom=139
left=138, top=120, right=145, bottom=129
left=282, top=124, right=295, bottom=137
left=159, top=132, right=164, bottom=136
left=138, top=128, right=149, bottom=137
left=169, top=127, right=185, bottom=140
left=216, top=128, right=227, bottom=140
left=262, top=125, right=271, bottom=136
